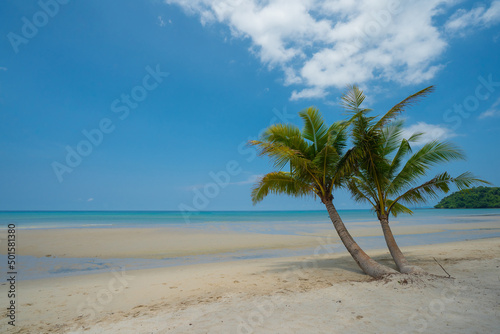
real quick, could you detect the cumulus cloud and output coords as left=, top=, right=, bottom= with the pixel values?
left=446, top=1, right=500, bottom=34
left=401, top=122, right=456, bottom=144
left=166, top=0, right=499, bottom=100
left=290, top=87, right=327, bottom=101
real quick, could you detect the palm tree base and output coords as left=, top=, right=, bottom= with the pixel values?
left=324, top=200, right=398, bottom=278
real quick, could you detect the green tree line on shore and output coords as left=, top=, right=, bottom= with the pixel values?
left=435, top=186, right=500, bottom=208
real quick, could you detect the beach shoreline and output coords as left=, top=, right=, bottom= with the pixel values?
left=2, top=216, right=500, bottom=259
left=1, top=211, right=500, bottom=333
left=1, top=237, right=499, bottom=333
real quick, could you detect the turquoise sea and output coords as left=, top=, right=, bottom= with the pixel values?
left=2, top=208, right=500, bottom=229
left=1, top=209, right=500, bottom=280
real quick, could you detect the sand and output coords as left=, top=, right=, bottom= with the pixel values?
left=1, top=237, right=499, bottom=334
left=6, top=227, right=324, bottom=259
left=2, top=217, right=500, bottom=259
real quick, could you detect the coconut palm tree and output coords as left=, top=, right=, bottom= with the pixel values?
left=249, top=107, right=397, bottom=278
left=342, top=85, right=489, bottom=273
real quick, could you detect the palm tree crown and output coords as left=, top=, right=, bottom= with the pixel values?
left=342, top=84, right=489, bottom=274
left=250, top=107, right=348, bottom=204
left=249, top=106, right=398, bottom=278
left=342, top=85, right=488, bottom=219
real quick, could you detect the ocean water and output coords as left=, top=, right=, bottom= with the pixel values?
left=1, top=209, right=500, bottom=280
left=1, top=208, right=500, bottom=230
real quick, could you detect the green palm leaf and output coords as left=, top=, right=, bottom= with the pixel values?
left=388, top=138, right=412, bottom=180
left=340, top=84, right=489, bottom=220
left=388, top=172, right=490, bottom=211
left=299, top=107, right=329, bottom=154
left=249, top=107, right=349, bottom=203
left=380, top=119, right=406, bottom=156
left=341, top=84, right=371, bottom=115
left=388, top=141, right=466, bottom=195
left=347, top=176, right=377, bottom=207
left=373, top=86, right=435, bottom=131
left=385, top=200, right=413, bottom=217
left=251, top=172, right=314, bottom=204
left=248, top=140, right=316, bottom=172
left=261, top=124, right=309, bottom=154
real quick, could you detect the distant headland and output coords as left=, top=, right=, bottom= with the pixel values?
left=435, top=187, right=500, bottom=209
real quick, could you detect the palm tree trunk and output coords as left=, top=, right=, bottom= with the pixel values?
left=379, top=216, right=425, bottom=274
left=323, top=199, right=397, bottom=278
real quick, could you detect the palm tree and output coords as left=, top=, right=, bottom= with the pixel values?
left=249, top=107, right=397, bottom=278
left=342, top=85, right=489, bottom=273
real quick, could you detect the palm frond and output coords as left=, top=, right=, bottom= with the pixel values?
left=248, top=140, right=315, bottom=171
left=386, top=200, right=413, bottom=217
left=313, top=144, right=340, bottom=172
left=334, top=146, right=360, bottom=185
left=359, top=137, right=392, bottom=201
left=373, top=86, right=435, bottom=131
left=261, top=124, right=309, bottom=154
left=327, top=122, right=348, bottom=154
left=407, top=132, right=424, bottom=143
left=251, top=172, right=315, bottom=204
left=388, top=138, right=412, bottom=179
left=299, top=107, right=329, bottom=154
left=340, top=84, right=371, bottom=115
left=387, top=141, right=466, bottom=195
left=380, top=119, right=405, bottom=156
left=347, top=177, right=377, bottom=208
left=388, top=172, right=490, bottom=211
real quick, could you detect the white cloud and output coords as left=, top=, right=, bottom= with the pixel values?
left=165, top=0, right=499, bottom=100
left=87, top=198, right=94, bottom=202
left=229, top=174, right=263, bottom=186
left=446, top=1, right=500, bottom=34
left=0, top=67, right=7, bottom=71
left=479, top=97, right=500, bottom=119
left=401, top=122, right=456, bottom=144
left=290, top=87, right=326, bottom=101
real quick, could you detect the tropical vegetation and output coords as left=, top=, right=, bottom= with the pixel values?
left=249, top=107, right=397, bottom=278
left=340, top=85, right=488, bottom=273
left=435, top=186, right=500, bottom=208
left=250, top=86, right=488, bottom=278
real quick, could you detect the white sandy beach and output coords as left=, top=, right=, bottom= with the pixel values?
left=2, top=1, right=500, bottom=334
left=4, top=216, right=500, bottom=259
left=1, top=230, right=499, bottom=333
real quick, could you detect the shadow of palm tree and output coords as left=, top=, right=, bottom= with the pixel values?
left=257, top=251, right=399, bottom=280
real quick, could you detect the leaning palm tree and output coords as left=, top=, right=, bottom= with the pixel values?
left=249, top=107, right=397, bottom=278
left=342, top=85, right=489, bottom=273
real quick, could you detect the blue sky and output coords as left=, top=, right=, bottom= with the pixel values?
left=0, top=0, right=499, bottom=211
